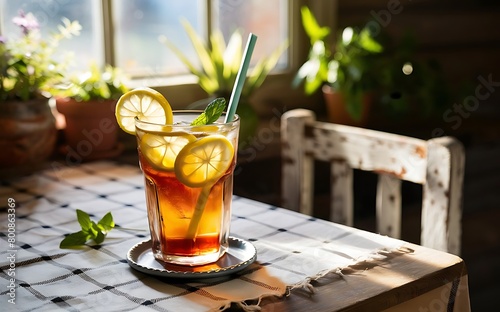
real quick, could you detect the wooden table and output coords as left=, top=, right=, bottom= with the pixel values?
left=0, top=161, right=470, bottom=311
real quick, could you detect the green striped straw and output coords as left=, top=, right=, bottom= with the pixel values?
left=224, top=33, right=258, bottom=123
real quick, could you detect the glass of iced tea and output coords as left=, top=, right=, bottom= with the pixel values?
left=135, top=111, right=239, bottom=266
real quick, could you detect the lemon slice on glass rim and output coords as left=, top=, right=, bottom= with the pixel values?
left=174, top=135, right=234, bottom=188
left=140, top=132, right=197, bottom=171
left=115, top=87, right=173, bottom=135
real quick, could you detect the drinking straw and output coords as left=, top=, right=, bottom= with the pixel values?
left=186, top=33, right=258, bottom=241
left=224, top=33, right=258, bottom=123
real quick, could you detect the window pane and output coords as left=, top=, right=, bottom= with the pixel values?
left=0, top=0, right=102, bottom=71
left=112, top=0, right=203, bottom=78
left=113, top=0, right=288, bottom=78
left=214, top=0, right=288, bottom=69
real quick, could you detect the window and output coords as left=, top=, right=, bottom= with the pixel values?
left=0, top=0, right=336, bottom=109
left=1, top=0, right=287, bottom=76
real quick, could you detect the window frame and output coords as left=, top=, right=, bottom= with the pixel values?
left=101, top=0, right=338, bottom=110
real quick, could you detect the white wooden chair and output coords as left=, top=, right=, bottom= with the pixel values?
left=281, top=109, right=465, bottom=255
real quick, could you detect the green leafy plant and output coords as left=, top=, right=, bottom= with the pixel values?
left=60, top=210, right=115, bottom=248
left=0, top=11, right=81, bottom=102
left=293, top=6, right=384, bottom=120
left=48, top=62, right=129, bottom=101
left=159, top=19, right=288, bottom=100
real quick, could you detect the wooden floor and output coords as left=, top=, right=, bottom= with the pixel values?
left=233, top=141, right=500, bottom=311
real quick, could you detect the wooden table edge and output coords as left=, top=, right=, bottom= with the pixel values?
left=259, top=243, right=467, bottom=312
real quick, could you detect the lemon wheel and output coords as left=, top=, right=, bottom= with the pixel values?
left=140, top=132, right=197, bottom=171
left=115, top=87, right=173, bottom=135
left=174, top=135, right=234, bottom=188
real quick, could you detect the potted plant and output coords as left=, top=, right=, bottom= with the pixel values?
left=50, top=62, right=129, bottom=162
left=0, top=11, right=80, bottom=177
left=160, top=20, right=288, bottom=146
left=293, top=6, right=383, bottom=126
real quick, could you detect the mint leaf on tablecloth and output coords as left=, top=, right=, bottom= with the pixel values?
left=98, top=212, right=115, bottom=232
left=60, top=210, right=115, bottom=249
left=76, top=209, right=92, bottom=231
left=93, top=222, right=106, bottom=244
left=60, top=231, right=91, bottom=248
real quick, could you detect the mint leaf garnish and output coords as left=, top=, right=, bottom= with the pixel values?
left=60, top=209, right=115, bottom=248
left=191, top=98, right=226, bottom=126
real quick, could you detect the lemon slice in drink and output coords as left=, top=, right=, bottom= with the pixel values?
left=115, top=87, right=173, bottom=135
left=141, top=132, right=197, bottom=171
left=192, top=125, right=219, bottom=133
left=175, top=135, right=234, bottom=188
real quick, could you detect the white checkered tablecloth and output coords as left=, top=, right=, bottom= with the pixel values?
left=0, top=161, right=403, bottom=311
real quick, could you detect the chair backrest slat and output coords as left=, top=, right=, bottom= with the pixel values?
left=330, top=161, right=354, bottom=226
left=281, top=110, right=315, bottom=214
left=376, top=174, right=402, bottom=238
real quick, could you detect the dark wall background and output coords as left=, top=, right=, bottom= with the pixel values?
left=337, top=0, right=500, bottom=137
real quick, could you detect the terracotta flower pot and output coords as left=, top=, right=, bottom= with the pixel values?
left=322, top=85, right=372, bottom=127
left=56, top=98, right=123, bottom=163
left=0, top=98, right=57, bottom=177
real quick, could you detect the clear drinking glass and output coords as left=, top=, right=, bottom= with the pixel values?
left=135, top=111, right=239, bottom=266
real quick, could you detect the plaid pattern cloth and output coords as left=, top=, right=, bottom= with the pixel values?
left=0, top=161, right=403, bottom=311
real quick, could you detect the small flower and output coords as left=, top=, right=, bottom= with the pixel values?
left=0, top=36, right=6, bottom=44
left=12, top=10, right=39, bottom=35
left=58, top=18, right=82, bottom=39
